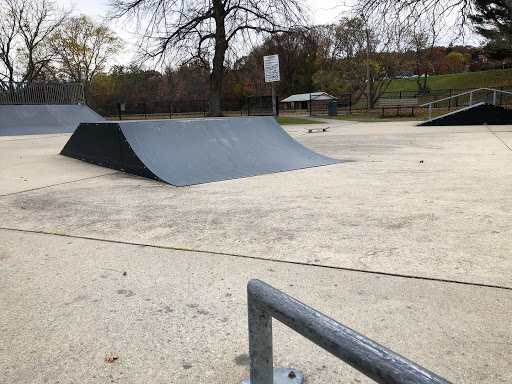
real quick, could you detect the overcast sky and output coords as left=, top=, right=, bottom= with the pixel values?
left=62, top=0, right=346, bottom=27
left=58, top=0, right=477, bottom=67
left=57, top=0, right=347, bottom=65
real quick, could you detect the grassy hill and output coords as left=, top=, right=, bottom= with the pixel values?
left=386, top=68, right=512, bottom=92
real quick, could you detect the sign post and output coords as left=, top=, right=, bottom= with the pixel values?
left=264, top=54, right=280, bottom=117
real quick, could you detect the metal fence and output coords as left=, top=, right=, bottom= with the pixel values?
left=0, top=82, right=85, bottom=105
left=90, top=85, right=512, bottom=119
left=421, top=88, right=512, bottom=119
left=240, top=279, right=452, bottom=384
left=90, top=95, right=277, bottom=119
left=328, top=86, right=512, bottom=115
left=287, top=86, right=512, bottom=115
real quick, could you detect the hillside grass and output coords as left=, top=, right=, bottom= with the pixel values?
left=386, top=68, right=512, bottom=92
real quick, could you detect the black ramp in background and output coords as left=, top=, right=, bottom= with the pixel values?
left=0, top=104, right=104, bottom=136
left=418, top=103, right=512, bottom=126
left=61, top=116, right=342, bottom=186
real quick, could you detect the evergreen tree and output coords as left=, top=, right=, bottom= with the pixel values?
left=470, top=0, right=512, bottom=60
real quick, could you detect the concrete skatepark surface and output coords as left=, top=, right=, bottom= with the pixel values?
left=1, top=117, right=511, bottom=383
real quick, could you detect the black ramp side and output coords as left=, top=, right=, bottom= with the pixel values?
left=418, top=103, right=512, bottom=126
left=60, top=122, right=159, bottom=181
left=0, top=104, right=104, bottom=136
left=61, top=116, right=342, bottom=186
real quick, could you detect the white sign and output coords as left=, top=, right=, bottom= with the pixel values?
left=264, top=54, right=280, bottom=83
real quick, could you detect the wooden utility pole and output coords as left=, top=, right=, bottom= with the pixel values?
left=272, top=82, right=277, bottom=117
left=363, top=14, right=372, bottom=111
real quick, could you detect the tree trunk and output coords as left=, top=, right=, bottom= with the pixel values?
left=208, top=0, right=228, bottom=117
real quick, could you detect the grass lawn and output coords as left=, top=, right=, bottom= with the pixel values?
left=275, top=116, right=326, bottom=125
left=322, top=112, right=433, bottom=122
left=387, top=68, right=512, bottom=92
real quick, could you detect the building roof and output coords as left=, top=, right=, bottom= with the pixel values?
left=281, top=92, right=337, bottom=103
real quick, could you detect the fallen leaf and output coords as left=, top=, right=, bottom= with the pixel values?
left=268, top=268, right=276, bottom=272
left=106, top=354, right=119, bottom=363
left=122, top=271, right=127, bottom=276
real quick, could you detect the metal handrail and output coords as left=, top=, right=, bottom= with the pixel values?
left=241, top=279, right=452, bottom=384
left=420, top=87, right=512, bottom=120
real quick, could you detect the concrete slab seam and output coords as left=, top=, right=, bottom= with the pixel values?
left=2, top=226, right=511, bottom=292
left=485, top=125, right=512, bottom=152
left=0, top=172, right=118, bottom=198
left=0, top=133, right=72, bottom=143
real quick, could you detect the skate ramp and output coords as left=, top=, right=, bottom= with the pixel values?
left=418, top=103, right=512, bottom=126
left=0, top=104, right=104, bottom=136
left=60, top=117, right=343, bottom=186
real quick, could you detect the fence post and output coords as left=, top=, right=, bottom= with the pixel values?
left=64, top=84, right=69, bottom=104
left=448, top=89, right=452, bottom=110
left=349, top=94, right=352, bottom=114
left=80, top=83, right=86, bottom=104
left=117, top=101, right=122, bottom=120
left=247, top=97, right=251, bottom=116
left=21, top=83, right=26, bottom=104
left=143, top=102, right=147, bottom=119
left=169, top=101, right=172, bottom=119
left=240, top=98, right=243, bottom=116
left=43, top=83, right=48, bottom=104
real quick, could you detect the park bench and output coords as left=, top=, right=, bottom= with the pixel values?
left=379, top=98, right=419, bottom=115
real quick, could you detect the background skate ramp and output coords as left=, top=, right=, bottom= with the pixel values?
left=418, top=103, right=512, bottom=126
left=0, top=104, right=104, bottom=136
left=61, top=116, right=342, bottom=186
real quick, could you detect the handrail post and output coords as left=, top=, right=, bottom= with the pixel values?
left=429, top=104, right=432, bottom=120
left=493, top=91, right=496, bottom=105
left=469, top=92, right=473, bottom=106
left=248, top=300, right=274, bottom=383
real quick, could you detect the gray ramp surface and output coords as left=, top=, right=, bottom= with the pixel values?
left=0, top=104, right=104, bottom=136
left=62, top=117, right=342, bottom=186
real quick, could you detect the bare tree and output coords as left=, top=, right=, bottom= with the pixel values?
left=410, top=22, right=443, bottom=92
left=108, top=0, right=309, bottom=116
left=315, top=17, right=410, bottom=108
left=12, top=0, right=70, bottom=82
left=50, top=16, right=122, bottom=100
left=0, top=0, right=19, bottom=82
left=352, top=0, right=475, bottom=34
